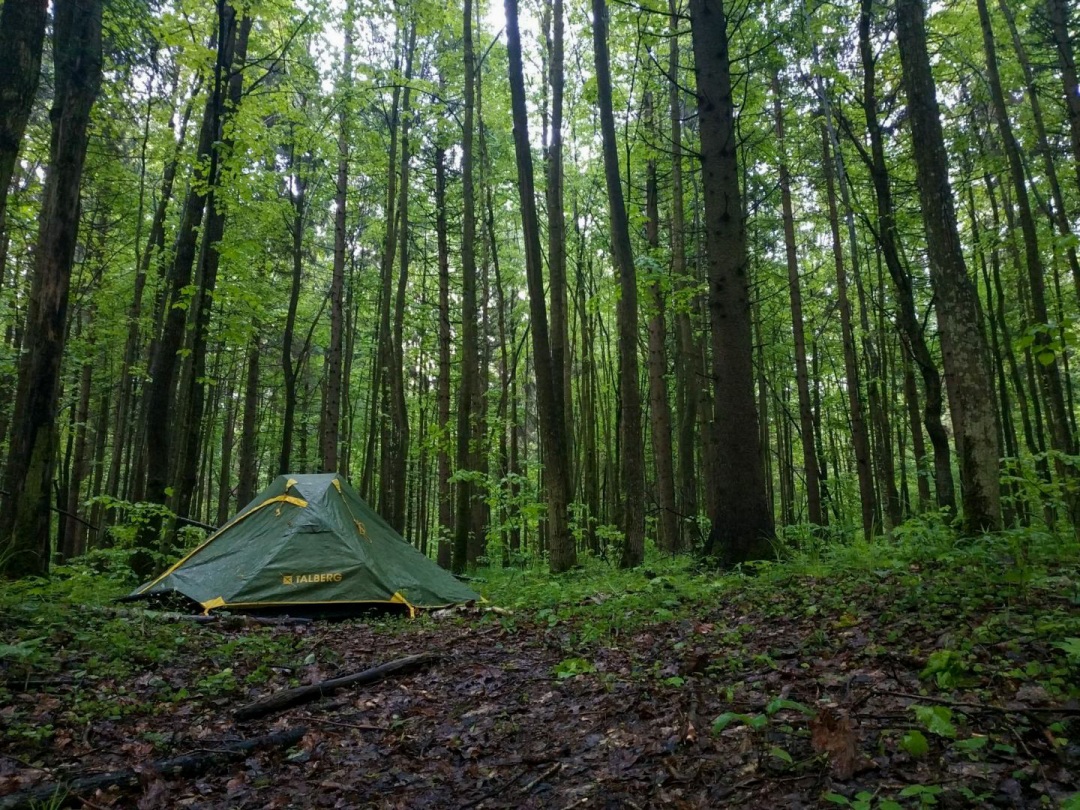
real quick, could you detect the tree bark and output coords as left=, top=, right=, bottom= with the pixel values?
left=0, top=0, right=103, bottom=578
left=593, top=0, right=645, bottom=568
left=688, top=0, right=774, bottom=563
left=1044, top=0, right=1080, bottom=199
left=0, top=0, right=47, bottom=233
left=321, top=0, right=354, bottom=474
left=857, top=0, right=954, bottom=514
left=895, top=0, right=1002, bottom=533
left=434, top=146, right=453, bottom=569
left=505, top=0, right=575, bottom=573
left=772, top=73, right=823, bottom=527
left=453, top=0, right=481, bottom=573
left=643, top=95, right=680, bottom=553
left=821, top=125, right=877, bottom=541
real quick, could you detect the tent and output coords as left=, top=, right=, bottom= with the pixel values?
left=128, top=473, right=480, bottom=615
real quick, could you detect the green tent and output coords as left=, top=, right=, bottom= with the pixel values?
left=129, top=473, right=479, bottom=615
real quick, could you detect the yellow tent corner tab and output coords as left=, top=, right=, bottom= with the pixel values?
left=390, top=591, right=417, bottom=619
left=201, top=596, right=227, bottom=613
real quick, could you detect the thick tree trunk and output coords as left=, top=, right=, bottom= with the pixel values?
left=689, top=0, right=774, bottom=563
left=593, top=0, right=645, bottom=568
left=896, top=0, right=1001, bottom=533
left=0, top=0, right=47, bottom=231
left=505, top=0, right=575, bottom=573
left=0, top=0, right=103, bottom=578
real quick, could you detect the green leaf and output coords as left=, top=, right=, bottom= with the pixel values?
left=765, top=697, right=814, bottom=716
left=901, top=729, right=930, bottom=757
left=1037, top=350, right=1057, bottom=366
left=912, top=704, right=957, bottom=738
left=769, top=745, right=793, bottom=764
left=953, top=736, right=988, bottom=752
left=823, top=793, right=851, bottom=806
left=1061, top=793, right=1080, bottom=810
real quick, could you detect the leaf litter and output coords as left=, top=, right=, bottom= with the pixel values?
left=1, top=559, right=1079, bottom=808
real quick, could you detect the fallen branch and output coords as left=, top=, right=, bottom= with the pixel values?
left=91, top=605, right=312, bottom=628
left=0, top=727, right=306, bottom=810
left=874, top=690, right=1080, bottom=716
left=234, top=652, right=439, bottom=721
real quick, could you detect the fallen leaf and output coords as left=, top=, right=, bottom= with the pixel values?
left=810, top=707, right=858, bottom=780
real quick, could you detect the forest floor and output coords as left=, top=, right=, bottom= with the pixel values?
left=2, top=530, right=1080, bottom=809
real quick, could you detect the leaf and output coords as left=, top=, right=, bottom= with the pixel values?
left=901, top=730, right=929, bottom=757
left=823, top=793, right=851, bottom=806
left=770, top=745, right=793, bottom=764
left=911, top=704, right=957, bottom=738
left=953, top=736, right=988, bottom=752
left=810, top=707, right=859, bottom=779
left=766, top=697, right=814, bottom=716
left=1037, top=350, right=1057, bottom=366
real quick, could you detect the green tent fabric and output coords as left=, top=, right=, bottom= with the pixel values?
left=129, top=473, right=480, bottom=614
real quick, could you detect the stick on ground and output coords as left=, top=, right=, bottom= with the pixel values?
left=0, top=727, right=306, bottom=810
left=234, top=652, right=439, bottom=721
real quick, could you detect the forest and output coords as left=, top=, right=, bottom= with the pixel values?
left=1, top=0, right=1080, bottom=805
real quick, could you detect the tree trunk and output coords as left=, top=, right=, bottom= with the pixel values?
left=505, top=0, right=575, bottom=573
left=0, top=0, right=103, bottom=578
left=772, top=73, right=823, bottom=527
left=280, top=145, right=307, bottom=475
left=643, top=96, right=680, bottom=553
left=669, top=1, right=699, bottom=544
left=139, top=4, right=237, bottom=570
left=1044, top=0, right=1080, bottom=199
left=857, top=0, right=954, bottom=514
left=434, top=146, right=453, bottom=569
left=173, top=12, right=251, bottom=521
left=546, top=0, right=573, bottom=486
left=0, top=0, right=47, bottom=233
left=321, top=0, right=354, bottom=474
left=821, top=125, right=877, bottom=541
left=453, top=0, right=481, bottom=573
left=387, top=22, right=415, bottom=533
left=896, top=0, right=1002, bottom=533
left=592, top=0, right=645, bottom=568
left=689, top=0, right=774, bottom=563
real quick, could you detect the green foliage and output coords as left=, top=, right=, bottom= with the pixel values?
left=553, top=657, right=595, bottom=679
left=910, top=705, right=957, bottom=739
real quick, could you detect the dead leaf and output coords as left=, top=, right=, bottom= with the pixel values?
left=810, top=707, right=858, bottom=780
left=137, top=776, right=169, bottom=810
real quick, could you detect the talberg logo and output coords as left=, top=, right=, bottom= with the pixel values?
left=282, top=573, right=343, bottom=585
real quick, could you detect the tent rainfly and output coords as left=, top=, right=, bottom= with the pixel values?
left=128, top=473, right=480, bottom=615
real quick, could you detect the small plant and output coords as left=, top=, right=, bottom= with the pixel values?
left=553, top=657, right=595, bottom=679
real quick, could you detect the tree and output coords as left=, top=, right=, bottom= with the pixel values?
left=0, top=0, right=104, bottom=578
left=689, top=0, right=774, bottom=563
left=0, top=0, right=48, bottom=232
left=505, top=0, right=575, bottom=573
left=895, top=0, right=1002, bottom=533
left=592, top=0, right=645, bottom=568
